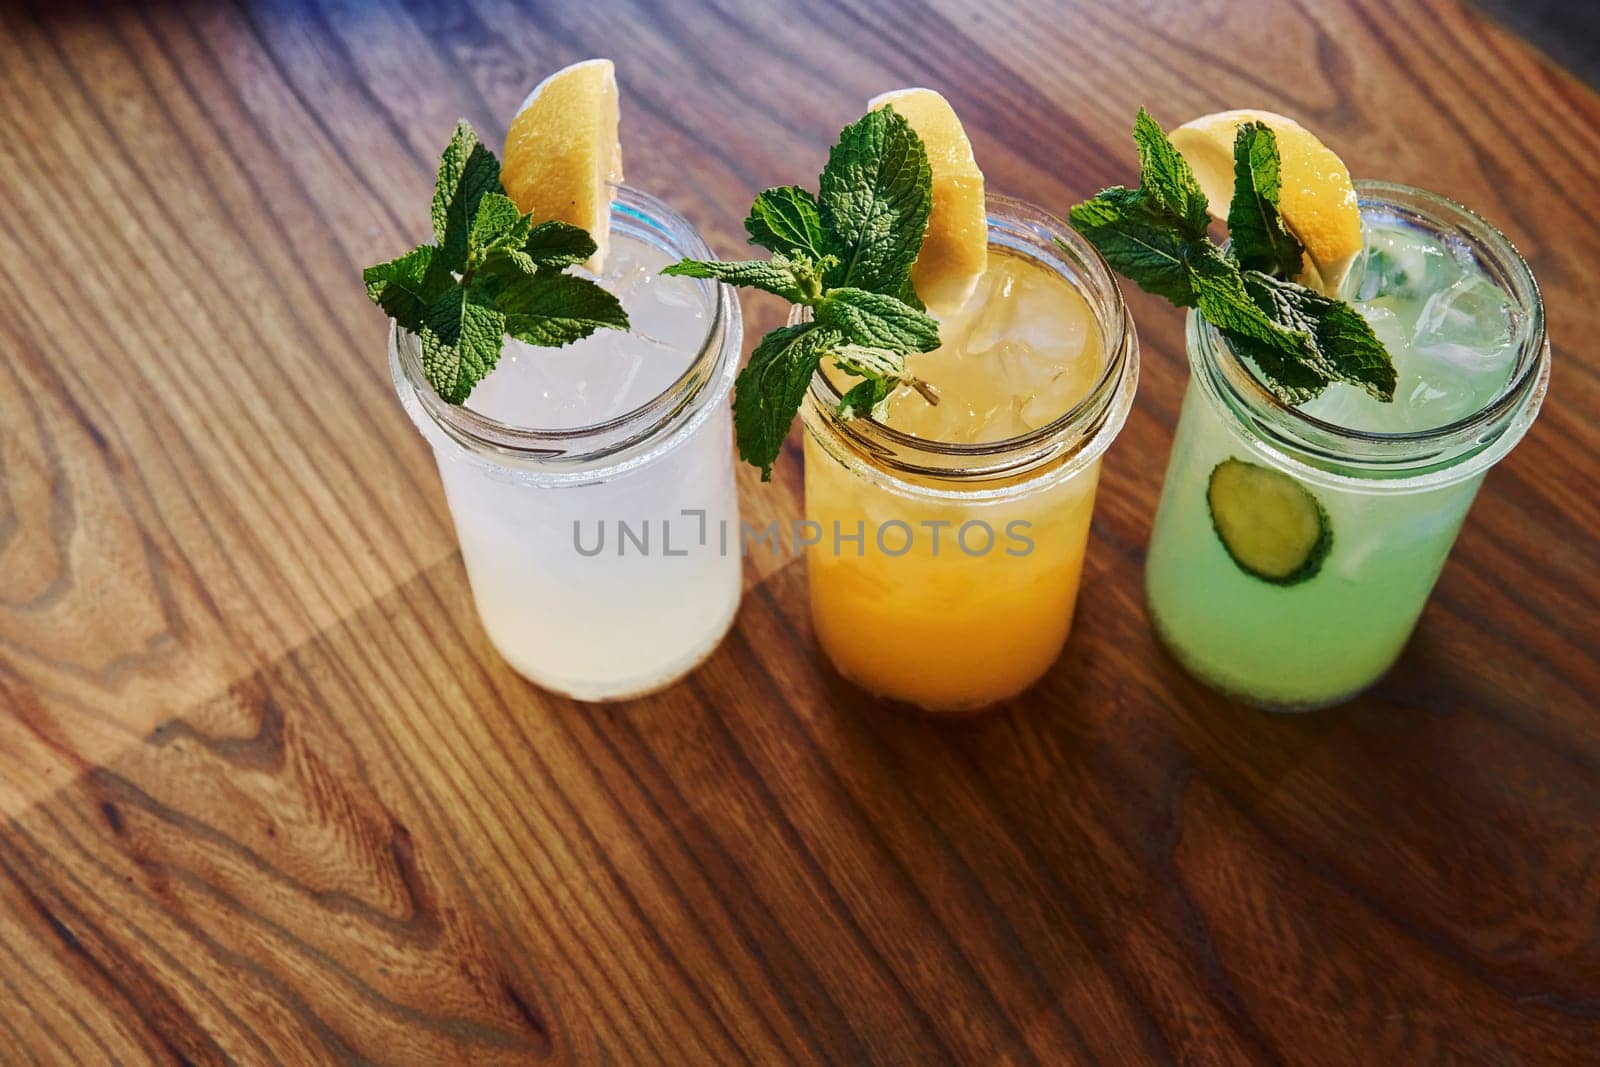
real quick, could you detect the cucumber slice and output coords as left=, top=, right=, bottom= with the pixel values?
left=1206, top=458, right=1331, bottom=585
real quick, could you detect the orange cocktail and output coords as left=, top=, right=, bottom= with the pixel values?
left=800, top=199, right=1138, bottom=711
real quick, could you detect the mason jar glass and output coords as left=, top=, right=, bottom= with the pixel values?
left=1145, top=182, right=1550, bottom=710
left=391, top=186, right=743, bottom=701
left=799, top=197, right=1139, bottom=713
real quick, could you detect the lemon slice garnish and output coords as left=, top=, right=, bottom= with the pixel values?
left=502, top=59, right=622, bottom=271
left=1170, top=109, right=1361, bottom=296
left=868, top=88, right=987, bottom=314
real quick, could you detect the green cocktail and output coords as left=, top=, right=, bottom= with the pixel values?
left=1145, top=182, right=1550, bottom=708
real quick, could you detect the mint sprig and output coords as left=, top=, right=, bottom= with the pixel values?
left=363, top=121, right=628, bottom=404
left=664, top=106, right=939, bottom=479
left=1227, top=123, right=1305, bottom=278
left=1067, top=109, right=1395, bottom=404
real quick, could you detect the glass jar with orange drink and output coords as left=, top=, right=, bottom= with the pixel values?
left=799, top=197, right=1138, bottom=711
left=666, top=87, right=1140, bottom=711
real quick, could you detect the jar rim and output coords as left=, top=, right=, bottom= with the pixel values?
left=801, top=193, right=1139, bottom=489
left=390, top=184, right=739, bottom=471
left=1192, top=180, right=1550, bottom=484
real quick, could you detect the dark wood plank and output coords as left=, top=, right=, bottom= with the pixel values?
left=1, top=0, right=1597, bottom=1062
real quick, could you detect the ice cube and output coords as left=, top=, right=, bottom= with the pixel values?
left=992, top=339, right=1058, bottom=388
left=1344, top=225, right=1458, bottom=303
left=1407, top=340, right=1516, bottom=421
left=995, top=342, right=1077, bottom=430
left=1411, top=272, right=1514, bottom=351
left=1007, top=267, right=1090, bottom=358
left=892, top=252, right=1103, bottom=443
left=1020, top=388, right=1069, bottom=430
left=1360, top=304, right=1408, bottom=351
left=1345, top=246, right=1391, bottom=302
left=1308, top=231, right=1520, bottom=434
left=1400, top=369, right=1458, bottom=428
left=1295, top=307, right=1407, bottom=432
left=466, top=334, right=644, bottom=427
left=1297, top=381, right=1374, bottom=431
left=1300, top=340, right=1514, bottom=436
left=935, top=264, right=1000, bottom=349
left=609, top=239, right=711, bottom=401
left=959, top=271, right=1016, bottom=356
left=599, top=259, right=648, bottom=298
left=986, top=409, right=1034, bottom=441
left=649, top=272, right=703, bottom=310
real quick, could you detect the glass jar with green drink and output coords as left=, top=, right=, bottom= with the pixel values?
left=1072, top=109, right=1552, bottom=710
left=1145, top=181, right=1549, bottom=708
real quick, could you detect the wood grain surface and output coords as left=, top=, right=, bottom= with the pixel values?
left=1, top=0, right=1597, bottom=1062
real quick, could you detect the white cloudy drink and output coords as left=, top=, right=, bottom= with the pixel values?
left=392, top=188, right=743, bottom=700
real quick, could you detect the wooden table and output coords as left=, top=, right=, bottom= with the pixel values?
left=2, top=0, right=1596, bottom=1062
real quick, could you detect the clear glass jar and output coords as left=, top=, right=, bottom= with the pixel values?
left=799, top=196, right=1139, bottom=713
left=1145, top=182, right=1550, bottom=710
left=391, top=186, right=743, bottom=701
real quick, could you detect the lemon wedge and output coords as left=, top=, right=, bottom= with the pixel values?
left=868, top=88, right=987, bottom=314
left=502, top=59, right=622, bottom=271
left=1169, top=109, right=1361, bottom=296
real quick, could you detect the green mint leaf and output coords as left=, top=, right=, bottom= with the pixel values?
left=432, top=121, right=504, bottom=270
left=662, top=258, right=804, bottom=302
left=468, top=192, right=534, bottom=264
left=733, top=323, right=841, bottom=480
left=1188, top=243, right=1351, bottom=405
left=1223, top=333, right=1330, bottom=405
left=745, top=186, right=828, bottom=260
left=490, top=271, right=629, bottom=347
left=817, top=106, right=933, bottom=296
left=522, top=220, right=598, bottom=268
left=815, top=287, right=939, bottom=352
left=1067, top=190, right=1198, bottom=306
left=836, top=377, right=893, bottom=421
left=1192, top=246, right=1399, bottom=404
left=828, top=342, right=938, bottom=416
left=418, top=282, right=506, bottom=404
left=1227, top=124, right=1305, bottom=277
left=1132, top=108, right=1209, bottom=240
left=482, top=246, right=539, bottom=277
left=829, top=342, right=907, bottom=381
left=1186, top=243, right=1335, bottom=402
left=1306, top=299, right=1397, bottom=402
left=1242, top=272, right=1396, bottom=400
left=1189, top=243, right=1313, bottom=359
left=363, top=245, right=453, bottom=331
left=893, top=274, right=926, bottom=312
